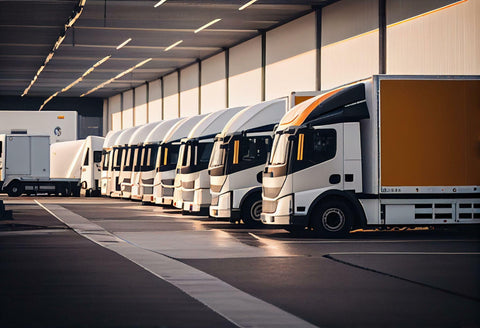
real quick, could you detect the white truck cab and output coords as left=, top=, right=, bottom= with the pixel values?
left=172, top=107, right=245, bottom=214
left=153, top=116, right=206, bottom=206
left=208, top=98, right=287, bottom=225
left=109, top=126, right=141, bottom=198
left=134, top=118, right=182, bottom=202
left=120, top=122, right=159, bottom=199
left=100, top=130, right=122, bottom=196
left=80, top=136, right=105, bottom=196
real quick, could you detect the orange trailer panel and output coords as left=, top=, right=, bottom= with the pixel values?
left=380, top=79, right=480, bottom=187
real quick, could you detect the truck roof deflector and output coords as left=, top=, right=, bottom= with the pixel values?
left=305, top=83, right=370, bottom=126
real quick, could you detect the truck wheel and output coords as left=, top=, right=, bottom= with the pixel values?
left=312, top=198, right=353, bottom=237
left=241, top=195, right=263, bottom=227
left=8, top=181, right=23, bottom=197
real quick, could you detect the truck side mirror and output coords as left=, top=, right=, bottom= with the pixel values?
left=256, top=171, right=263, bottom=183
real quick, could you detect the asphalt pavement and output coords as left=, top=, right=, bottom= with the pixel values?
left=1, top=196, right=479, bottom=327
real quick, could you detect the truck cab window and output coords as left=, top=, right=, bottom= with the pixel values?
left=293, top=129, right=336, bottom=172
left=83, top=149, right=89, bottom=166
left=94, top=151, right=102, bottom=163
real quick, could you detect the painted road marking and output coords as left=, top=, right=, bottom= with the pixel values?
left=34, top=200, right=318, bottom=328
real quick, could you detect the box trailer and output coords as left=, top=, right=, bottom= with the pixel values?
left=0, top=111, right=77, bottom=143
left=134, top=118, right=182, bottom=202
left=261, top=75, right=480, bottom=235
left=173, top=106, right=245, bottom=214
left=153, top=116, right=207, bottom=206
left=208, top=98, right=287, bottom=225
left=0, top=135, right=80, bottom=196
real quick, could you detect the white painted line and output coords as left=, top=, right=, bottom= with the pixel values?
left=248, top=232, right=261, bottom=240
left=35, top=201, right=318, bottom=328
left=329, top=252, right=480, bottom=255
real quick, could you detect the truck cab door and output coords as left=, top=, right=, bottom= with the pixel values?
left=291, top=124, right=344, bottom=198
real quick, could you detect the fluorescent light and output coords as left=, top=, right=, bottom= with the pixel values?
left=81, top=58, right=152, bottom=97
left=116, top=38, right=132, bottom=50
left=135, top=58, right=152, bottom=68
left=239, top=0, right=257, bottom=10
left=194, top=18, right=221, bottom=33
left=93, top=55, right=111, bottom=68
left=60, top=55, right=111, bottom=94
left=154, top=0, right=167, bottom=8
left=164, top=40, right=183, bottom=51
left=39, top=91, right=59, bottom=111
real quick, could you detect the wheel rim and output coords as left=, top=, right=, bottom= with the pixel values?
left=322, top=208, right=345, bottom=232
left=250, top=200, right=262, bottom=221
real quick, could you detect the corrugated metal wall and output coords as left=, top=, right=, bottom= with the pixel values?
left=106, top=0, right=479, bottom=132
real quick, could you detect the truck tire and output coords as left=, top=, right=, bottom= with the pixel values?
left=312, top=198, right=353, bottom=237
left=7, top=181, right=23, bottom=197
left=241, top=194, right=263, bottom=227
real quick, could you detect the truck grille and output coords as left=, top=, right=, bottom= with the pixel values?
left=211, top=196, right=219, bottom=206
left=263, top=186, right=282, bottom=198
left=262, top=200, right=277, bottom=213
left=182, top=180, right=195, bottom=190
left=142, top=178, right=154, bottom=185
left=211, top=184, right=223, bottom=193
left=183, top=190, right=194, bottom=202
left=162, top=186, right=174, bottom=197
left=143, top=186, right=153, bottom=195
left=161, top=179, right=174, bottom=187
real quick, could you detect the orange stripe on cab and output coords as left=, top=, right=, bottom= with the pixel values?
left=278, top=88, right=342, bottom=129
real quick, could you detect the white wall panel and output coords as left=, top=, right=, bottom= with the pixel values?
left=266, top=13, right=316, bottom=100
left=229, top=36, right=262, bottom=107
left=321, top=0, right=379, bottom=90
left=163, top=72, right=179, bottom=120
left=180, top=63, right=199, bottom=117
left=109, top=94, right=122, bottom=131
left=122, top=90, right=134, bottom=129
left=201, top=52, right=226, bottom=113
left=322, top=31, right=379, bottom=90
left=149, top=79, right=163, bottom=122
left=387, top=0, right=480, bottom=75
left=134, top=84, right=147, bottom=126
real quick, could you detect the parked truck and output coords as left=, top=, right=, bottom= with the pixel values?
left=120, top=122, right=159, bottom=199
left=0, top=111, right=77, bottom=143
left=208, top=98, right=287, bottom=225
left=261, top=75, right=480, bottom=235
left=0, top=134, right=98, bottom=196
left=100, top=130, right=122, bottom=196
left=173, top=107, right=245, bottom=214
left=153, top=116, right=206, bottom=206
left=109, top=126, right=142, bottom=198
left=134, top=118, right=182, bottom=202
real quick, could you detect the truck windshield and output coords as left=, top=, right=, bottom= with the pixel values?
left=157, top=143, right=180, bottom=172
left=269, top=133, right=289, bottom=165
left=209, top=139, right=225, bottom=168
left=101, top=151, right=109, bottom=170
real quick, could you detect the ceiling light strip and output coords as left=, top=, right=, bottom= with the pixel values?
left=164, top=40, right=183, bottom=51
left=40, top=55, right=111, bottom=110
left=239, top=0, right=257, bottom=10
left=154, top=0, right=167, bottom=8
left=23, top=0, right=87, bottom=97
left=194, top=18, right=221, bottom=33
left=80, top=58, right=152, bottom=97
left=116, top=38, right=132, bottom=50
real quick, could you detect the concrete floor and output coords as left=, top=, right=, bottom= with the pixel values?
left=1, top=196, right=479, bottom=327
